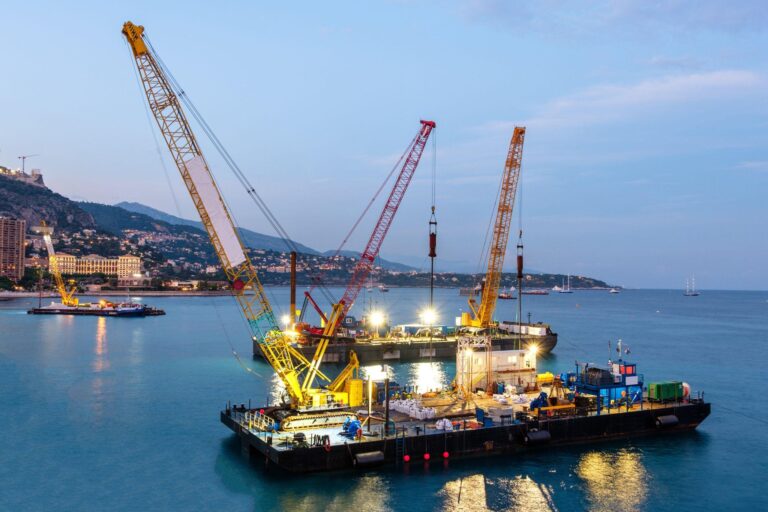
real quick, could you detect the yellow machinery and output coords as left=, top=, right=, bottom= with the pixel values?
left=122, top=22, right=360, bottom=417
left=462, top=127, right=526, bottom=328
left=35, top=221, right=78, bottom=307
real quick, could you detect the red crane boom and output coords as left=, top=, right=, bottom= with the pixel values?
left=338, top=120, right=435, bottom=319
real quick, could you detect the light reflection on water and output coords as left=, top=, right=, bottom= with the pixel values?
left=90, top=316, right=109, bottom=420
left=406, top=361, right=448, bottom=393
left=575, top=448, right=648, bottom=512
left=439, top=473, right=558, bottom=512
left=277, top=474, right=391, bottom=512
left=92, top=316, right=109, bottom=373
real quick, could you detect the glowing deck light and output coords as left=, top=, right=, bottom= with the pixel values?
left=369, top=310, right=385, bottom=327
left=420, top=307, right=437, bottom=325
left=280, top=314, right=290, bottom=327
left=528, top=343, right=539, bottom=356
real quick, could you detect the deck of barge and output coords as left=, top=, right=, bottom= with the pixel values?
left=254, top=332, right=558, bottom=364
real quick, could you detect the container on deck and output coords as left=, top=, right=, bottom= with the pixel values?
left=649, top=381, right=683, bottom=401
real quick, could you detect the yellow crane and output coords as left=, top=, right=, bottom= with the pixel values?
left=121, top=22, right=361, bottom=423
left=462, top=126, right=526, bottom=328
left=35, top=221, right=78, bottom=307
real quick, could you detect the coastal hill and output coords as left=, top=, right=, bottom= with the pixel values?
left=115, top=201, right=320, bottom=255
left=0, top=171, right=612, bottom=288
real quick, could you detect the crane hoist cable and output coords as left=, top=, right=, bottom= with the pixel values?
left=464, top=126, right=526, bottom=328
left=144, top=36, right=336, bottom=306
left=300, top=121, right=435, bottom=389
left=304, top=145, right=407, bottom=302
left=123, top=22, right=361, bottom=413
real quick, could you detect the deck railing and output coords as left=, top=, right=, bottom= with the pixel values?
left=244, top=409, right=276, bottom=432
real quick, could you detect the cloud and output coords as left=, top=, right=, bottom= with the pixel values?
left=735, top=160, right=768, bottom=172
left=521, top=70, right=763, bottom=129
left=457, top=0, right=768, bottom=34
left=647, top=56, right=704, bottom=71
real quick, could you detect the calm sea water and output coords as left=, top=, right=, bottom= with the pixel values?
left=1, top=288, right=766, bottom=511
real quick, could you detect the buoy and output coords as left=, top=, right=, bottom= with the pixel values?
left=424, top=453, right=431, bottom=461
left=403, top=454, right=410, bottom=462
left=259, top=408, right=265, bottom=415
left=442, top=451, right=450, bottom=459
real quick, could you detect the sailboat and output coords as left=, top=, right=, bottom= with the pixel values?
left=558, top=275, right=574, bottom=294
left=684, top=276, right=700, bottom=297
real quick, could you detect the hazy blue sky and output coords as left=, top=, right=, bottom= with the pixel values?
left=2, top=1, right=767, bottom=289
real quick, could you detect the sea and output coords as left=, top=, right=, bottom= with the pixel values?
left=1, top=287, right=766, bottom=511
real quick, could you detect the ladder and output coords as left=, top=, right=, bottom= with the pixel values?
left=395, top=428, right=406, bottom=464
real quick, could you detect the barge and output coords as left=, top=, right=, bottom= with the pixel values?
left=222, top=355, right=710, bottom=473
left=28, top=300, right=165, bottom=317
left=257, top=322, right=558, bottom=364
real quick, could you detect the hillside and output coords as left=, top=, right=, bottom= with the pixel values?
left=116, top=201, right=320, bottom=255
left=78, top=202, right=203, bottom=238
left=321, top=250, right=416, bottom=272
left=0, top=174, right=95, bottom=230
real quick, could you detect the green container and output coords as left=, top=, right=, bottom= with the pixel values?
left=649, top=381, right=683, bottom=401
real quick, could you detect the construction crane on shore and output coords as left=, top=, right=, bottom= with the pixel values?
left=301, top=121, right=435, bottom=389
left=34, top=221, right=78, bottom=306
left=462, top=126, right=526, bottom=328
left=121, top=21, right=360, bottom=416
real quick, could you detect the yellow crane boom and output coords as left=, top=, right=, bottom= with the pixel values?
left=121, top=21, right=358, bottom=410
left=464, top=126, right=526, bottom=328
left=35, top=222, right=78, bottom=306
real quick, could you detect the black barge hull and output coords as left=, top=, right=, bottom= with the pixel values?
left=222, top=401, right=710, bottom=473
left=27, top=307, right=165, bottom=317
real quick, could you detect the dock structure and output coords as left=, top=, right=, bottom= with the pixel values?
left=221, top=394, right=710, bottom=473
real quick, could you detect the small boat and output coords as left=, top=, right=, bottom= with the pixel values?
left=498, top=287, right=516, bottom=300
left=609, top=288, right=620, bottom=294
left=378, top=285, right=389, bottom=293
left=558, top=275, right=574, bottom=294
left=684, top=277, right=700, bottom=297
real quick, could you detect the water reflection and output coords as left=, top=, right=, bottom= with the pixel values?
left=361, top=364, right=396, bottom=381
left=439, top=474, right=489, bottom=511
left=277, top=474, right=391, bottom=512
left=406, top=362, right=448, bottom=393
left=93, top=317, right=109, bottom=373
left=498, top=475, right=558, bottom=512
left=575, top=448, right=648, bottom=512
left=439, top=473, right=557, bottom=512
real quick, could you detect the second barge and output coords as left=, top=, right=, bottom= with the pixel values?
left=256, top=321, right=557, bottom=364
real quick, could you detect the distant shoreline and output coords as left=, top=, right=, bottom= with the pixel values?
left=2, top=286, right=619, bottom=299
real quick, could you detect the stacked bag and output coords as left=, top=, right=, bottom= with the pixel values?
left=390, top=399, right=437, bottom=420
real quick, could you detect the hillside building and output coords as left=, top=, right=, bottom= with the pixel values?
left=0, top=217, right=27, bottom=281
left=54, top=253, right=141, bottom=279
left=0, top=166, right=46, bottom=187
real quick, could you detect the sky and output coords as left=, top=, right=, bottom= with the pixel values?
left=1, top=0, right=767, bottom=290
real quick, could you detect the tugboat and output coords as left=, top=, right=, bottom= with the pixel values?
left=498, top=287, right=516, bottom=300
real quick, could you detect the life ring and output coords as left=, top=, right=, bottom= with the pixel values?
left=323, top=435, right=331, bottom=452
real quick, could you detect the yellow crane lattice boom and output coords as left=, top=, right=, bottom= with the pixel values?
left=466, top=126, right=526, bottom=328
left=122, top=21, right=316, bottom=404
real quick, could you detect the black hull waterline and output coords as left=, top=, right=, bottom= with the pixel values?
left=222, top=401, right=709, bottom=473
